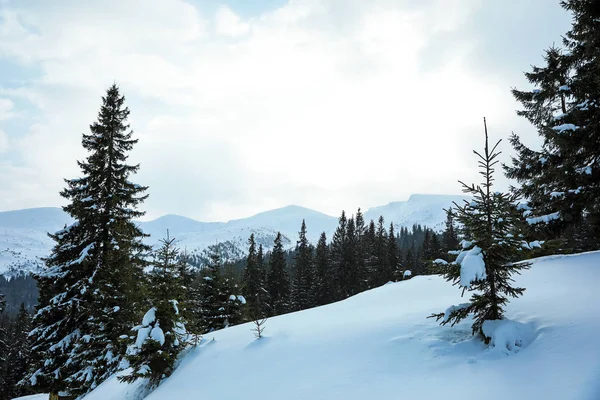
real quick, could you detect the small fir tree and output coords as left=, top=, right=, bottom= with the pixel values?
left=431, top=119, right=531, bottom=339
left=120, top=234, right=187, bottom=388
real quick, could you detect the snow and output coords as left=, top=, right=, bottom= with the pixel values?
left=135, top=326, right=152, bottom=348
left=454, top=246, right=486, bottom=288
left=237, top=295, right=246, bottom=305
left=84, top=251, right=600, bottom=400
left=526, top=211, right=561, bottom=225
left=403, top=270, right=412, bottom=277
left=442, top=302, right=471, bottom=323
left=552, top=123, right=579, bottom=133
left=432, top=259, right=448, bottom=265
left=150, top=324, right=165, bottom=346
left=558, top=85, right=570, bottom=91
left=11, top=395, right=50, bottom=400
left=482, top=319, right=535, bottom=355
left=142, top=308, right=156, bottom=327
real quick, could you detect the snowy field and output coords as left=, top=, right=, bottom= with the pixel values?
left=19, top=251, right=600, bottom=400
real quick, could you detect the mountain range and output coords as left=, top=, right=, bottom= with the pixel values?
left=0, top=194, right=466, bottom=277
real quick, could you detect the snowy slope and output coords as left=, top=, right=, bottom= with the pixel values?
left=0, top=194, right=462, bottom=275
left=364, top=193, right=467, bottom=231
left=82, top=251, right=600, bottom=400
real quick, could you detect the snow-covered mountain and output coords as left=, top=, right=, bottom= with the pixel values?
left=364, top=193, right=466, bottom=231
left=73, top=251, right=600, bottom=400
left=0, top=194, right=464, bottom=276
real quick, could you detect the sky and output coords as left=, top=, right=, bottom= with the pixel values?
left=0, top=0, right=572, bottom=222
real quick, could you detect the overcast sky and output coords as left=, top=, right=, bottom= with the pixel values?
left=0, top=0, right=571, bottom=221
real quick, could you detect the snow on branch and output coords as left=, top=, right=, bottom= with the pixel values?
left=526, top=211, right=560, bottom=225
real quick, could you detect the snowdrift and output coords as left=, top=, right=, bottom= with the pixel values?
left=76, top=252, right=600, bottom=400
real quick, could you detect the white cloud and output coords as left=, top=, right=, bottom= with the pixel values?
left=215, top=6, right=250, bottom=37
left=0, top=97, right=14, bottom=119
left=0, top=0, right=569, bottom=221
left=0, top=129, right=8, bottom=152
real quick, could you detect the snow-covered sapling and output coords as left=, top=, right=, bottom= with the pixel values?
left=430, top=119, right=530, bottom=342
left=252, top=317, right=267, bottom=339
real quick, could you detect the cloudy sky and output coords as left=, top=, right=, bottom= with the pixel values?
left=0, top=0, right=571, bottom=221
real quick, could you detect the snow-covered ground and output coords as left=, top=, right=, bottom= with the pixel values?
left=0, top=194, right=464, bottom=276
left=80, top=251, right=600, bottom=400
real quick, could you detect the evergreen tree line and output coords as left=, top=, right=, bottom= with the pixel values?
left=238, top=210, right=460, bottom=319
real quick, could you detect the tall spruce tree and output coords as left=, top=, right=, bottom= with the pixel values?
left=267, top=232, right=291, bottom=316
left=26, top=84, right=149, bottom=397
left=506, top=1, right=600, bottom=250
left=291, top=220, right=314, bottom=310
left=199, top=248, right=226, bottom=333
left=313, top=232, right=333, bottom=305
left=243, top=234, right=268, bottom=318
left=364, top=220, right=378, bottom=288
left=441, top=209, right=459, bottom=256
left=120, top=234, right=186, bottom=388
left=387, top=223, right=399, bottom=282
left=330, top=211, right=347, bottom=300
left=354, top=209, right=368, bottom=292
left=343, top=216, right=358, bottom=297
left=372, top=217, right=388, bottom=286
left=431, top=119, right=531, bottom=339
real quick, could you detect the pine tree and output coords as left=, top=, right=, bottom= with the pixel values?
left=313, top=232, right=333, bottom=305
left=178, top=250, right=202, bottom=338
left=387, top=223, right=399, bottom=281
left=330, top=211, right=347, bottom=300
left=26, top=84, right=150, bottom=397
left=199, top=248, right=227, bottom=333
left=372, top=217, right=389, bottom=286
left=506, top=1, right=600, bottom=250
left=431, top=119, right=531, bottom=339
left=364, top=220, right=378, bottom=288
left=243, top=234, right=268, bottom=319
left=266, top=232, right=291, bottom=316
left=3, top=304, right=32, bottom=399
left=343, top=216, right=358, bottom=297
left=120, top=235, right=186, bottom=388
left=441, top=209, right=459, bottom=255
left=354, top=208, right=368, bottom=292
left=291, top=220, right=314, bottom=310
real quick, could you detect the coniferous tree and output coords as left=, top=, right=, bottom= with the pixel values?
left=505, top=1, right=600, bottom=250
left=343, top=216, right=358, bottom=297
left=26, top=84, right=149, bottom=397
left=178, top=250, right=202, bottom=338
left=371, top=217, right=388, bottom=286
left=354, top=208, right=368, bottom=292
left=387, top=223, right=399, bottom=282
left=267, top=232, right=291, bottom=316
left=2, top=304, right=32, bottom=399
left=432, top=119, right=531, bottom=339
left=199, top=249, right=227, bottom=333
left=291, top=220, right=314, bottom=310
left=243, top=234, right=268, bottom=318
left=442, top=209, right=459, bottom=255
left=120, top=235, right=186, bottom=388
left=330, top=211, right=347, bottom=300
left=313, top=232, right=333, bottom=305
left=364, top=220, right=378, bottom=288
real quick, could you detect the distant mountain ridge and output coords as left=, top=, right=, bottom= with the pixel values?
left=0, top=194, right=466, bottom=276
